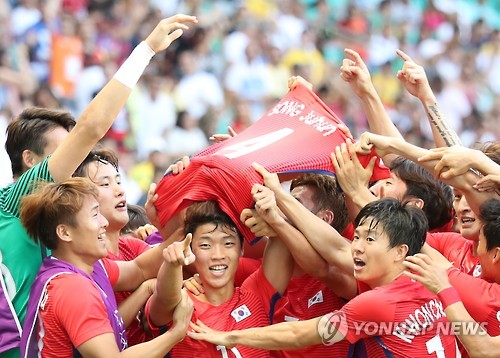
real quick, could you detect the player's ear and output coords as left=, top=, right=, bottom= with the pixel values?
left=318, top=209, right=334, bottom=226
left=492, top=247, right=500, bottom=264
left=395, top=244, right=409, bottom=261
left=405, top=197, right=424, bottom=210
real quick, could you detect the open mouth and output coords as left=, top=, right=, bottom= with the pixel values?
left=98, top=232, right=106, bottom=242
left=353, top=258, right=366, bottom=270
left=209, top=265, right=228, bottom=272
left=115, top=201, right=127, bottom=209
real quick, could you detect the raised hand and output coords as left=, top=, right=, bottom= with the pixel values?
left=396, top=49, right=435, bottom=103
left=209, top=126, right=237, bottom=143
left=240, top=208, right=278, bottom=238
left=354, top=132, right=396, bottom=158
left=252, top=162, right=281, bottom=193
left=331, top=138, right=377, bottom=196
left=166, top=155, right=191, bottom=175
left=340, top=48, right=373, bottom=97
left=163, top=233, right=196, bottom=266
left=417, top=146, right=481, bottom=180
left=287, top=76, right=313, bottom=91
left=251, top=184, right=283, bottom=226
left=145, top=14, right=198, bottom=53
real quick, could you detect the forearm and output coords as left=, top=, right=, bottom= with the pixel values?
left=421, top=99, right=462, bottom=147
left=118, top=283, right=152, bottom=328
left=226, top=318, right=323, bottom=350
left=119, top=327, right=185, bottom=357
left=444, top=302, right=495, bottom=358
left=359, top=87, right=403, bottom=140
left=274, top=189, right=352, bottom=273
left=149, top=262, right=183, bottom=327
left=262, top=231, right=294, bottom=295
left=269, top=218, right=331, bottom=282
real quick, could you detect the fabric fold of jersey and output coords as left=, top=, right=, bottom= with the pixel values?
left=155, top=83, right=390, bottom=244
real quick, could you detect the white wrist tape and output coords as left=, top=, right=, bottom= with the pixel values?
left=113, top=41, right=155, bottom=89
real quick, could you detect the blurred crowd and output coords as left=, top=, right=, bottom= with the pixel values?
left=1, top=0, right=499, bottom=201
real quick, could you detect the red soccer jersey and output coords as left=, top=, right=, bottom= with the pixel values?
left=448, top=268, right=500, bottom=337
left=234, top=257, right=262, bottom=287
left=106, top=237, right=151, bottom=346
left=147, top=267, right=281, bottom=357
left=155, top=84, right=390, bottom=244
left=38, top=259, right=119, bottom=356
left=426, top=232, right=481, bottom=277
left=272, top=274, right=350, bottom=358
left=341, top=276, right=460, bottom=358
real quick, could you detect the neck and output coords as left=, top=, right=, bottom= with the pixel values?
left=105, top=229, right=121, bottom=255
left=368, top=266, right=405, bottom=289
left=52, top=249, right=95, bottom=276
left=199, top=283, right=235, bottom=306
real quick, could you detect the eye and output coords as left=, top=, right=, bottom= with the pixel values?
left=454, top=194, right=462, bottom=201
left=225, top=241, right=235, bottom=247
left=367, top=237, right=375, bottom=242
left=199, top=243, right=210, bottom=249
left=353, top=236, right=359, bottom=241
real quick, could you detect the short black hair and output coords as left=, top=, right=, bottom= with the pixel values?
left=355, top=198, right=428, bottom=256
left=6, top=107, right=75, bottom=177
left=389, top=157, right=453, bottom=230
left=479, top=199, right=500, bottom=251
left=184, top=201, right=243, bottom=246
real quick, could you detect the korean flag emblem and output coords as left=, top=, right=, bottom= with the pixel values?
left=231, top=304, right=252, bottom=323
left=308, top=290, right=324, bottom=308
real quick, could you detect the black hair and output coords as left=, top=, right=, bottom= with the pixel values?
left=354, top=198, right=428, bottom=256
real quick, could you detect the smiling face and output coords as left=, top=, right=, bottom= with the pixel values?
left=453, top=187, right=481, bottom=241
left=351, top=217, right=404, bottom=288
left=191, top=223, right=242, bottom=291
left=64, top=195, right=109, bottom=263
left=86, top=161, right=128, bottom=233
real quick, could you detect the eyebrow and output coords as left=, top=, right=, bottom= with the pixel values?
left=354, top=228, right=381, bottom=237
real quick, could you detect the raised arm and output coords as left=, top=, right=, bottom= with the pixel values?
left=355, top=132, right=498, bottom=214
left=250, top=181, right=293, bottom=295
left=396, top=50, right=461, bottom=148
left=147, top=234, right=195, bottom=327
left=252, top=164, right=353, bottom=275
left=340, top=49, right=402, bottom=165
left=48, top=15, right=197, bottom=182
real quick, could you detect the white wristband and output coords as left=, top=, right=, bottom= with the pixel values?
left=113, top=41, right=155, bottom=89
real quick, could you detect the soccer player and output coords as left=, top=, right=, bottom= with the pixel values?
left=189, top=198, right=461, bottom=357
left=0, top=14, right=197, bottom=357
left=146, top=169, right=294, bottom=357
left=403, top=198, right=500, bottom=356
left=73, top=148, right=159, bottom=345
left=244, top=172, right=355, bottom=357
left=19, top=178, right=193, bottom=357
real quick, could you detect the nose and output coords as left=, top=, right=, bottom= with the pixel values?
left=351, top=239, right=364, bottom=254
left=455, top=196, right=470, bottom=213
left=211, top=244, right=225, bottom=260
left=99, top=213, right=109, bottom=228
left=113, top=181, right=125, bottom=197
